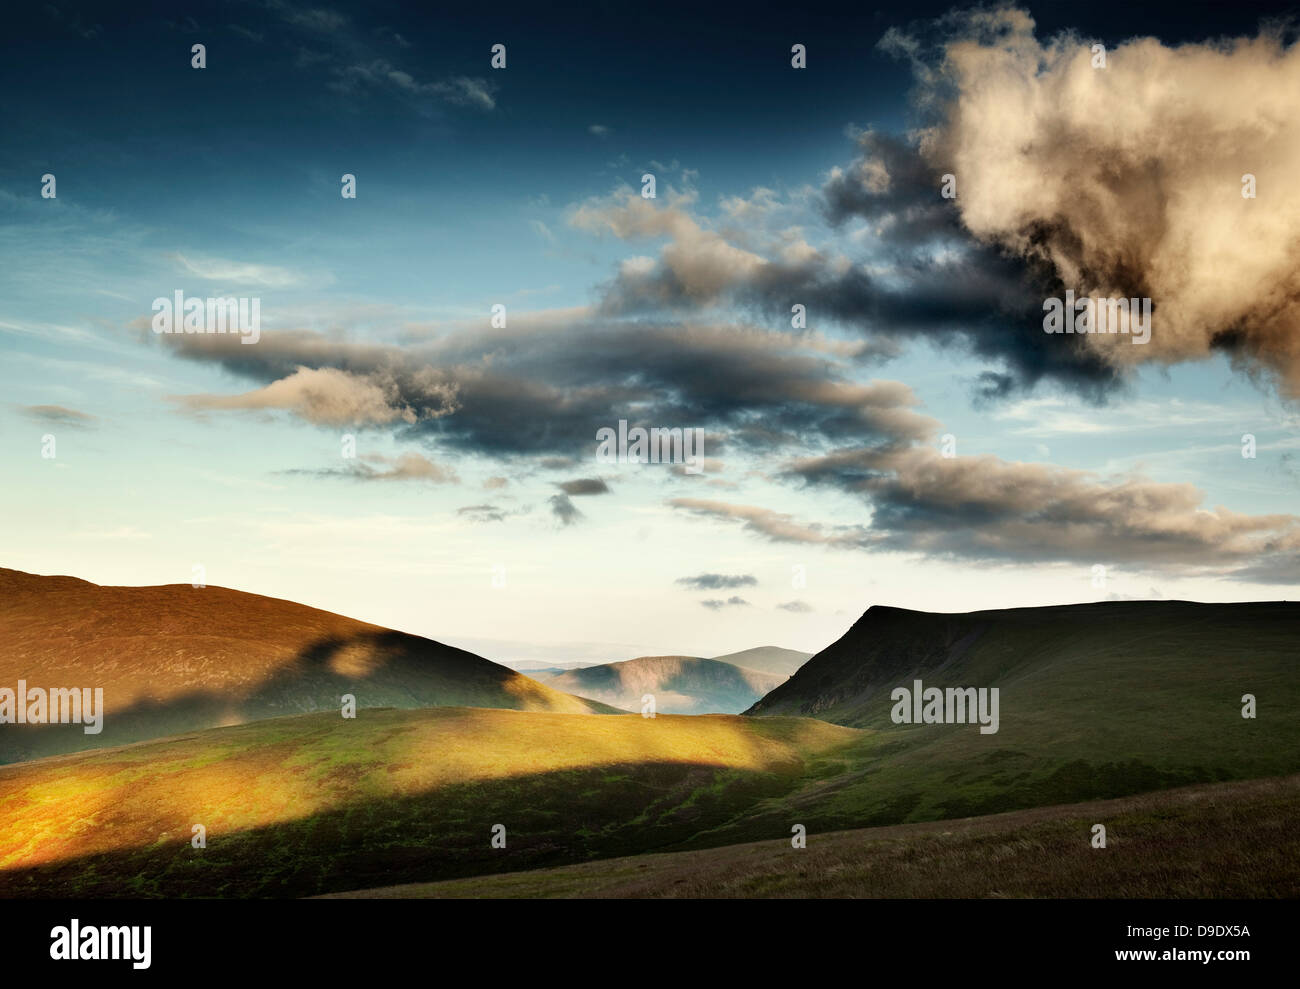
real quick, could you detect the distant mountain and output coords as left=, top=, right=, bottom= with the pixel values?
left=511, top=666, right=570, bottom=679
left=708, top=646, right=811, bottom=677
left=0, top=569, right=618, bottom=763
left=506, top=660, right=596, bottom=673
left=545, top=655, right=786, bottom=714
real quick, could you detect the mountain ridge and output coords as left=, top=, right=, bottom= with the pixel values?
left=0, top=568, right=619, bottom=763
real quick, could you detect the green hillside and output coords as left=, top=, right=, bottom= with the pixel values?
left=324, top=772, right=1300, bottom=898
left=733, top=601, right=1300, bottom=831
left=0, top=706, right=855, bottom=897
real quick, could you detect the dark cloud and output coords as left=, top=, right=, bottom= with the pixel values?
left=154, top=317, right=937, bottom=458
left=557, top=478, right=611, bottom=496
left=549, top=492, right=582, bottom=526
left=700, top=596, right=750, bottom=610
left=776, top=600, right=814, bottom=613
left=780, top=443, right=1300, bottom=571
left=575, top=152, right=1119, bottom=401
left=675, top=573, right=757, bottom=590
left=457, top=504, right=508, bottom=523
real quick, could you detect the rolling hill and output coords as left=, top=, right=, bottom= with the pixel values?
left=4, top=593, right=1298, bottom=899
left=0, top=706, right=856, bottom=897
left=543, top=655, right=786, bottom=714
left=322, top=772, right=1300, bottom=898
left=730, top=600, right=1300, bottom=831
left=0, top=568, right=617, bottom=763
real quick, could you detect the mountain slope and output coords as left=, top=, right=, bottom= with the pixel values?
left=0, top=568, right=617, bottom=763
left=708, top=646, right=810, bottom=677
left=322, top=772, right=1300, bottom=898
left=545, top=655, right=785, bottom=714
left=736, top=600, right=1300, bottom=828
left=748, top=600, right=1300, bottom=727
left=0, top=706, right=856, bottom=897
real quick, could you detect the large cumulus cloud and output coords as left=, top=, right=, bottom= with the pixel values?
left=899, top=7, right=1300, bottom=393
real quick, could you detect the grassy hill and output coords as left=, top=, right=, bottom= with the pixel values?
left=0, top=706, right=856, bottom=897
left=0, top=569, right=617, bottom=763
left=323, top=772, right=1300, bottom=898
left=544, top=655, right=785, bottom=714
left=3, top=595, right=1297, bottom=899
left=731, top=600, right=1300, bottom=831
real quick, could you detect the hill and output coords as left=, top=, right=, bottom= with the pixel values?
left=732, top=600, right=1300, bottom=829
left=0, top=706, right=857, bottom=898
left=322, top=771, right=1300, bottom=898
left=544, top=655, right=785, bottom=714
left=0, top=568, right=618, bottom=763
left=708, top=646, right=811, bottom=677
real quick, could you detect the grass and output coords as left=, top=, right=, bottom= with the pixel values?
left=4, top=598, right=1299, bottom=899
left=322, top=773, right=1300, bottom=898
left=736, top=601, right=1300, bottom=835
left=0, top=707, right=856, bottom=897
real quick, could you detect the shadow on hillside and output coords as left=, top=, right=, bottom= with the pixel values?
left=0, top=629, right=565, bottom=764
left=0, top=755, right=801, bottom=898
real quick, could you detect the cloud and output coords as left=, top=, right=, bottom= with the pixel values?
left=430, top=75, right=495, bottom=111
left=151, top=313, right=934, bottom=456
left=564, top=16, right=1300, bottom=403
left=173, top=253, right=302, bottom=287
left=783, top=442, right=1300, bottom=573
left=573, top=170, right=1116, bottom=399
left=701, top=596, right=750, bottom=610
left=549, top=493, right=583, bottom=526
left=229, top=24, right=265, bottom=43
left=670, top=498, right=876, bottom=548
left=556, top=478, right=611, bottom=496
left=174, top=365, right=459, bottom=427
left=484, top=476, right=509, bottom=490
left=776, top=600, right=814, bottom=613
left=334, top=60, right=496, bottom=111
left=44, top=3, right=101, bottom=39
left=291, top=451, right=459, bottom=484
left=530, top=220, right=557, bottom=245
left=267, top=0, right=347, bottom=33
left=539, top=456, right=578, bottom=470
left=21, top=404, right=97, bottom=428
left=892, top=8, right=1300, bottom=396
left=675, top=574, right=758, bottom=590
left=457, top=503, right=513, bottom=523
left=588, top=124, right=612, bottom=137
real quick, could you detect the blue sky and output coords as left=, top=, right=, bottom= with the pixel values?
left=3, top=1, right=1299, bottom=665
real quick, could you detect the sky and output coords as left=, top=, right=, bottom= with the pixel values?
left=3, top=0, right=1299, bottom=665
